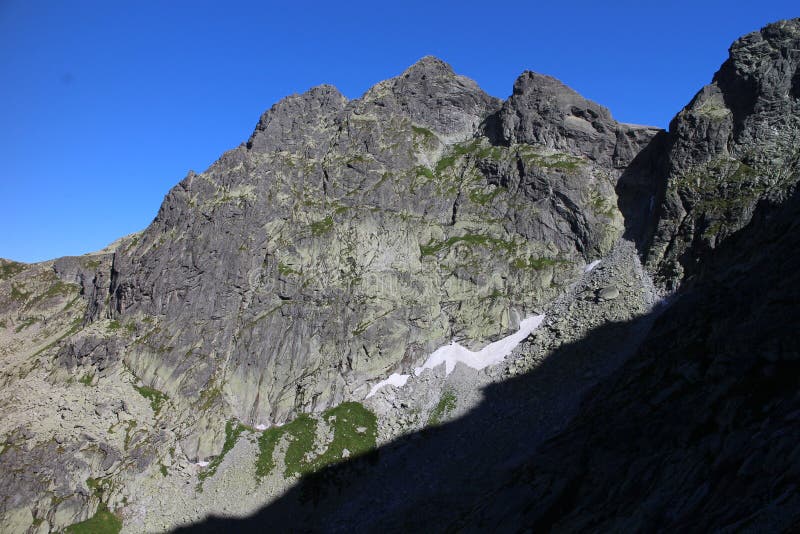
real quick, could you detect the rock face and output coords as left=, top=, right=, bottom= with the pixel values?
left=630, top=19, right=800, bottom=289
left=171, top=18, right=800, bottom=534
left=105, top=55, right=653, bottom=460
left=2, top=18, right=800, bottom=534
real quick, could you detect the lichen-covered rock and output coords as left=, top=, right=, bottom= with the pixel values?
left=638, top=19, right=800, bottom=289
left=103, top=56, right=643, bottom=439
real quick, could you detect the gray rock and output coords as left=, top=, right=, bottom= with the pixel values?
left=597, top=286, right=620, bottom=300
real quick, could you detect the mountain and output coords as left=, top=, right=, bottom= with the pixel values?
left=1, top=19, right=799, bottom=533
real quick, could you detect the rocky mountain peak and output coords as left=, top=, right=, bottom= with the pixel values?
left=6, top=21, right=800, bottom=533
left=642, top=18, right=800, bottom=288
left=358, top=56, right=501, bottom=139
left=401, top=55, right=456, bottom=78
left=246, top=83, right=347, bottom=154
left=493, top=70, right=658, bottom=167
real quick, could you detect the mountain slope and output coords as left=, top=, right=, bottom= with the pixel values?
left=176, top=18, right=800, bottom=533
left=3, top=19, right=799, bottom=534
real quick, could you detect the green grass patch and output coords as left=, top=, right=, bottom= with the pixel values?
left=277, top=261, right=301, bottom=276
left=521, top=150, right=583, bottom=172
left=414, top=165, right=435, bottom=180
left=310, top=216, right=334, bottom=236
left=411, top=125, right=436, bottom=140
left=78, top=372, right=95, bottom=386
left=107, top=320, right=121, bottom=331
left=134, top=385, right=168, bottom=417
left=306, top=402, right=377, bottom=472
left=198, top=420, right=246, bottom=487
left=282, top=414, right=318, bottom=477
left=255, top=426, right=285, bottom=481
left=255, top=402, right=378, bottom=481
left=428, top=389, right=457, bottom=426
left=65, top=503, right=121, bottom=534
left=468, top=187, right=503, bottom=206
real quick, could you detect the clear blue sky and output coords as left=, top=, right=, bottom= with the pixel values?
left=1, top=1, right=796, bottom=262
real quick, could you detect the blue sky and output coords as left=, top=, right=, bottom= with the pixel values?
left=1, top=1, right=797, bottom=262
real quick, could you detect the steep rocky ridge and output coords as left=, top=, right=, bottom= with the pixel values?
left=5, top=18, right=799, bottom=533
left=623, top=18, right=800, bottom=289
left=177, top=19, right=800, bottom=533
left=0, top=54, right=660, bottom=532
left=105, top=56, right=654, bottom=461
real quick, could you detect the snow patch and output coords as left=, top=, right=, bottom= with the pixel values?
left=366, top=373, right=410, bottom=399
left=414, top=315, right=546, bottom=377
left=255, top=423, right=268, bottom=431
left=584, top=260, right=601, bottom=273
left=195, top=461, right=209, bottom=467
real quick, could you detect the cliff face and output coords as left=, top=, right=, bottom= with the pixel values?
left=104, top=56, right=654, bottom=459
left=628, top=19, right=800, bottom=289
left=2, top=19, right=799, bottom=534
left=200, top=19, right=799, bottom=533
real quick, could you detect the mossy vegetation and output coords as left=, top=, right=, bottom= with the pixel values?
left=468, top=187, right=503, bottom=206
left=414, top=165, right=435, bottom=180
left=587, top=189, right=617, bottom=218
left=310, top=216, right=334, bottom=236
left=520, top=149, right=583, bottom=172
left=134, top=385, right=168, bottom=417
left=65, top=503, right=121, bottom=534
left=306, top=402, right=377, bottom=472
left=277, top=261, right=301, bottom=276
left=78, top=373, right=95, bottom=386
left=198, top=386, right=222, bottom=411
left=255, top=402, right=378, bottom=481
left=428, top=389, right=457, bottom=426
left=255, top=425, right=284, bottom=481
left=198, top=420, right=246, bottom=486
left=411, top=124, right=436, bottom=141
left=281, top=414, right=319, bottom=477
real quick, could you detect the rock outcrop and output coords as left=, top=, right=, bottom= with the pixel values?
left=632, top=19, right=800, bottom=289
left=3, top=18, right=800, bottom=534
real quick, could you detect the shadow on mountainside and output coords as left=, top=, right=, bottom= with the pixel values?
left=616, top=130, right=670, bottom=256
left=175, top=308, right=668, bottom=533
left=176, top=181, right=800, bottom=533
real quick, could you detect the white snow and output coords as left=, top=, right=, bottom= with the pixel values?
left=584, top=260, right=601, bottom=273
left=365, top=373, right=410, bottom=399
left=413, top=314, right=546, bottom=377
left=195, top=461, right=209, bottom=467
left=255, top=423, right=268, bottom=431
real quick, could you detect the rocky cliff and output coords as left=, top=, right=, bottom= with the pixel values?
left=1, top=19, right=798, bottom=534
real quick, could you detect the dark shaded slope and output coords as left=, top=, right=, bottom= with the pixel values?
left=176, top=310, right=666, bottom=532
left=466, top=182, right=800, bottom=533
